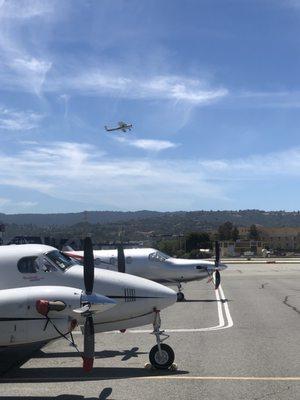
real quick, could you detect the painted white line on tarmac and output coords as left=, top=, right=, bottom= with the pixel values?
left=219, top=284, right=233, bottom=329
left=126, top=284, right=233, bottom=334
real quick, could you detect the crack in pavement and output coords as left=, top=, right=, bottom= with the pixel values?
left=283, top=296, right=300, bottom=315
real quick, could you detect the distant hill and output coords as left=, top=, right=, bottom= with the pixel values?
left=0, top=210, right=163, bottom=227
left=1, top=210, right=300, bottom=230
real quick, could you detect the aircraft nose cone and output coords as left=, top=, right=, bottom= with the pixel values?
left=127, top=275, right=177, bottom=311
left=154, top=284, right=177, bottom=310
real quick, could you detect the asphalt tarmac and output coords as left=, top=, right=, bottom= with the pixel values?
left=0, top=262, right=299, bottom=400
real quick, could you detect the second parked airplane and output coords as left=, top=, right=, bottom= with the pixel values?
left=65, top=242, right=227, bottom=302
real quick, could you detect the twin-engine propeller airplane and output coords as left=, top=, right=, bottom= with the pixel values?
left=0, top=238, right=177, bottom=371
left=104, top=121, right=133, bottom=133
left=64, top=242, right=227, bottom=302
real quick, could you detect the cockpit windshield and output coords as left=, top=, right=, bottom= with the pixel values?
left=45, top=250, right=76, bottom=271
left=148, top=251, right=170, bottom=262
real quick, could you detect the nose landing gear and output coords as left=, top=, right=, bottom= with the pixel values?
left=176, top=283, right=185, bottom=302
left=149, top=309, right=175, bottom=370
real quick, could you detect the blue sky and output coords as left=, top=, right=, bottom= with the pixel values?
left=1, top=0, right=300, bottom=213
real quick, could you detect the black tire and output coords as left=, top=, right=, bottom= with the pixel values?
left=177, top=292, right=185, bottom=302
left=149, top=343, right=175, bottom=370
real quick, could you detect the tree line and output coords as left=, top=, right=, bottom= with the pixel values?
left=157, top=221, right=260, bottom=258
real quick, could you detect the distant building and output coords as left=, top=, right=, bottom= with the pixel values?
left=258, top=227, right=300, bottom=251
left=220, top=240, right=263, bottom=257
left=236, top=225, right=300, bottom=252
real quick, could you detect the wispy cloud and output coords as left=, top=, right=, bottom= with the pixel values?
left=56, top=71, right=228, bottom=104
left=0, top=0, right=53, bottom=19
left=0, top=0, right=53, bottom=95
left=0, top=1, right=228, bottom=107
left=235, top=90, right=300, bottom=108
left=116, top=137, right=179, bottom=152
left=0, top=141, right=225, bottom=210
left=0, top=106, right=43, bottom=130
left=200, top=147, right=300, bottom=180
left=2, top=141, right=300, bottom=211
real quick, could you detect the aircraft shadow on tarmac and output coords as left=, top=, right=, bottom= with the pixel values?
left=0, top=366, right=188, bottom=383
left=32, top=347, right=147, bottom=362
left=0, top=387, right=114, bottom=400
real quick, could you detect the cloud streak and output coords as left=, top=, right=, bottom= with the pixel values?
left=53, top=72, right=228, bottom=104
left=116, top=137, right=179, bottom=152
left=0, top=106, right=43, bottom=130
left=0, top=141, right=225, bottom=210
left=0, top=0, right=53, bottom=95
left=2, top=142, right=300, bottom=210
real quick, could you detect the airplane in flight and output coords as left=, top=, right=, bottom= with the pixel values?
left=104, top=121, right=133, bottom=133
left=0, top=238, right=177, bottom=371
left=64, top=242, right=227, bottom=302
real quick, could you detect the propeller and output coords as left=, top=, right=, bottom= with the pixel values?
left=214, top=241, right=221, bottom=290
left=117, top=244, right=126, bottom=273
left=79, top=237, right=116, bottom=372
left=206, top=241, right=221, bottom=290
left=82, top=237, right=95, bottom=372
left=84, top=237, right=94, bottom=295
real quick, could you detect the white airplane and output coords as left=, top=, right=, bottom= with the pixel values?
left=0, top=238, right=177, bottom=371
left=64, top=242, right=227, bottom=302
left=104, top=121, right=133, bottom=133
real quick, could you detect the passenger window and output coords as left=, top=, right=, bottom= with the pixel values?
left=17, top=257, right=39, bottom=273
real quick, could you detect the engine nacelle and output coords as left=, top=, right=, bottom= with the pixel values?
left=0, top=286, right=82, bottom=346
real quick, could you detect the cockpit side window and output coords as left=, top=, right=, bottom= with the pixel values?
left=148, top=251, right=169, bottom=262
left=45, top=250, right=76, bottom=271
left=17, top=257, right=39, bottom=273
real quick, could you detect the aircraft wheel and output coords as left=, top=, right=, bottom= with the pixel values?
left=177, top=292, right=185, bottom=302
left=149, top=344, right=175, bottom=370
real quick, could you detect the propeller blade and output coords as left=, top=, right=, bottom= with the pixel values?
left=215, top=241, right=220, bottom=268
left=117, top=244, right=125, bottom=273
left=83, top=315, right=95, bottom=372
left=215, top=270, right=221, bottom=290
left=83, top=237, right=94, bottom=295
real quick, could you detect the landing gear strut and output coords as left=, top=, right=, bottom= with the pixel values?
left=149, top=309, right=175, bottom=370
left=176, top=283, right=185, bottom=302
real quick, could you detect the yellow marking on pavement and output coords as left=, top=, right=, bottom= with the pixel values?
left=138, top=376, right=300, bottom=381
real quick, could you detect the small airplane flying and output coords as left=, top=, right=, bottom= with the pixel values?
left=64, top=242, right=227, bottom=302
left=0, top=238, right=177, bottom=371
left=104, top=121, right=133, bottom=133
